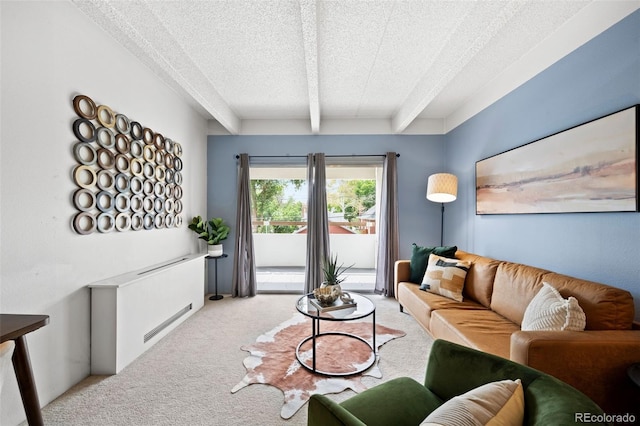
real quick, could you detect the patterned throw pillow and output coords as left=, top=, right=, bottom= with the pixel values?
left=409, top=244, right=457, bottom=284
left=420, top=254, right=470, bottom=302
left=521, top=282, right=586, bottom=331
left=421, top=379, right=524, bottom=426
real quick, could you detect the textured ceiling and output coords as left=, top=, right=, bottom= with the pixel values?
left=72, top=0, right=639, bottom=135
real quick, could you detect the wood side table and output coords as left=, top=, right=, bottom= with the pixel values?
left=0, top=314, right=50, bottom=426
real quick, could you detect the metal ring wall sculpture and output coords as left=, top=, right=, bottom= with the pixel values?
left=71, top=94, right=184, bottom=234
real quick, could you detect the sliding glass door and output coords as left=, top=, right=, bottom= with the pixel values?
left=250, top=159, right=382, bottom=293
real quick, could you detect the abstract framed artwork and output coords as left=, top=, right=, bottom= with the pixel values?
left=476, top=105, right=639, bottom=214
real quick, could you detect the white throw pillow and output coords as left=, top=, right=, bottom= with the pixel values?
left=521, top=282, right=586, bottom=331
left=421, top=379, right=524, bottom=426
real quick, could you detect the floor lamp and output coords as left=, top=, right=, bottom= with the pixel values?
left=426, top=173, right=458, bottom=246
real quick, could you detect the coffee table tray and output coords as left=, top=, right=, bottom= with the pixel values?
left=309, top=297, right=357, bottom=313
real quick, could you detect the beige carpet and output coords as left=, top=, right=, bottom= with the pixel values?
left=34, top=294, right=433, bottom=426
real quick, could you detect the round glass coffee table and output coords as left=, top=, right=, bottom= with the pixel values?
left=295, top=292, right=376, bottom=376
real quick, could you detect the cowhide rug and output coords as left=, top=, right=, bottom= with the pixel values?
left=231, top=313, right=405, bottom=419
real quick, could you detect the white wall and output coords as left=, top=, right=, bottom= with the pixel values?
left=253, top=233, right=376, bottom=268
left=0, top=2, right=208, bottom=425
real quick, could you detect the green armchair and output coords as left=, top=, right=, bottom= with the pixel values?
left=308, top=339, right=605, bottom=425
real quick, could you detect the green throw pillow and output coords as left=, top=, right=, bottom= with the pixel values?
left=409, top=244, right=457, bottom=284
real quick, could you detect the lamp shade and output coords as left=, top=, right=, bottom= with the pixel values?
left=426, top=173, right=458, bottom=203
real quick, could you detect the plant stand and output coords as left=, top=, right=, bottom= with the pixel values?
left=206, top=253, right=228, bottom=300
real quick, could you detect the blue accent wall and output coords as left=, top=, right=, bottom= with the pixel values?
left=445, top=10, right=640, bottom=319
left=209, top=10, right=640, bottom=319
left=207, top=134, right=445, bottom=294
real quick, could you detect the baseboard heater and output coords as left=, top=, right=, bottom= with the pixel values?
left=143, top=304, right=192, bottom=343
left=88, top=254, right=206, bottom=374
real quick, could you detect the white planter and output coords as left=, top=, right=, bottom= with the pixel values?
left=208, top=244, right=223, bottom=257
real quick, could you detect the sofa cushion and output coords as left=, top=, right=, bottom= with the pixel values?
left=397, top=283, right=487, bottom=332
left=420, top=254, right=470, bottom=302
left=430, top=309, right=520, bottom=360
left=455, top=251, right=500, bottom=308
left=543, top=272, right=635, bottom=330
left=490, top=262, right=550, bottom=326
left=409, top=245, right=457, bottom=284
left=421, top=379, right=524, bottom=426
left=490, top=261, right=636, bottom=331
left=521, top=282, right=586, bottom=331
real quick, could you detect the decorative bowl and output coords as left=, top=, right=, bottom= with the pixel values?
left=313, top=285, right=340, bottom=307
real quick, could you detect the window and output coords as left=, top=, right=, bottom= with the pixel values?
left=250, top=160, right=382, bottom=292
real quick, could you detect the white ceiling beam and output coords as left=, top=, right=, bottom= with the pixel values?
left=299, top=0, right=320, bottom=134
left=391, top=1, right=527, bottom=134
left=72, top=0, right=241, bottom=135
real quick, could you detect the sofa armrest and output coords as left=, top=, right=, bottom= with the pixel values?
left=511, top=330, right=640, bottom=414
left=394, top=260, right=411, bottom=299
left=308, top=394, right=366, bottom=426
left=309, top=378, right=440, bottom=426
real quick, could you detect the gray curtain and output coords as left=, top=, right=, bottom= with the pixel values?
left=232, top=153, right=256, bottom=297
left=375, top=152, right=399, bottom=296
left=304, top=153, right=330, bottom=294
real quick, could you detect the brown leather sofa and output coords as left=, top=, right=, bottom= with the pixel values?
left=395, top=250, right=640, bottom=415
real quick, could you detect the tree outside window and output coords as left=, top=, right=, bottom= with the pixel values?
left=250, top=178, right=376, bottom=234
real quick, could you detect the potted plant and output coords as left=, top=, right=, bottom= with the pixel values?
left=188, top=216, right=230, bottom=257
left=321, top=253, right=354, bottom=288
left=312, top=253, right=355, bottom=306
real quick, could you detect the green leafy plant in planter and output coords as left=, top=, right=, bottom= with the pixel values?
left=188, top=216, right=230, bottom=257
